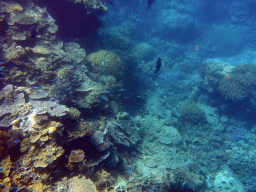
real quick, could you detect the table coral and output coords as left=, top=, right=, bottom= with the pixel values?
left=0, top=85, right=69, bottom=131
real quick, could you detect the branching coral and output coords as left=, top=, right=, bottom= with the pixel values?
left=68, top=0, right=108, bottom=13
left=218, top=63, right=256, bottom=100
left=199, top=62, right=256, bottom=101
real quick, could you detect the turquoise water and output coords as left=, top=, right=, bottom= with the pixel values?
left=1, top=0, right=256, bottom=191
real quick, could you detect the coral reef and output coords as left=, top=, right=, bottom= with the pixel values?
left=107, top=120, right=141, bottom=147
left=131, top=42, right=156, bottom=62
left=199, top=61, right=225, bottom=93
left=56, top=175, right=97, bottom=192
left=91, top=130, right=110, bottom=151
left=180, top=102, right=207, bottom=125
left=1, top=1, right=58, bottom=62
left=200, top=62, right=256, bottom=101
left=0, top=155, right=12, bottom=191
left=62, top=42, right=86, bottom=64
left=67, top=0, right=108, bottom=13
left=0, top=85, right=69, bottom=129
left=68, top=107, right=81, bottom=119
left=218, top=63, right=256, bottom=100
left=68, top=149, right=85, bottom=163
left=86, top=50, right=127, bottom=82
left=67, top=119, right=94, bottom=140
left=23, top=143, right=64, bottom=168
left=72, top=74, right=119, bottom=108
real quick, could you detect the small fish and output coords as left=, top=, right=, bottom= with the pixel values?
left=154, top=57, right=161, bottom=74
left=33, top=86, right=39, bottom=89
left=0, top=60, right=9, bottom=65
left=13, top=139, right=21, bottom=144
left=104, top=90, right=110, bottom=94
left=101, top=95, right=108, bottom=100
left=0, top=67, right=4, bottom=71
left=0, top=167, right=3, bottom=172
left=146, top=0, right=154, bottom=10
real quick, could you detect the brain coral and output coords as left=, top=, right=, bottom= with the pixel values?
left=68, top=149, right=85, bottom=163
left=86, top=50, right=126, bottom=81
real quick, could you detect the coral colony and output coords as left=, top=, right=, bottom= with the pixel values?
left=0, top=0, right=256, bottom=191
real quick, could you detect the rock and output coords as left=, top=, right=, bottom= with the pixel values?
left=206, top=166, right=245, bottom=192
left=157, top=126, right=182, bottom=145
left=48, top=127, right=57, bottom=135
left=131, top=42, right=156, bottom=61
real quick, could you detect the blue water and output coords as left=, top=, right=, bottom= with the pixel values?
left=2, top=0, right=256, bottom=191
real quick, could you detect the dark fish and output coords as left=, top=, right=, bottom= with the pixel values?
left=146, top=0, right=154, bottom=10
left=30, top=27, right=37, bottom=39
left=29, top=26, right=37, bottom=44
left=154, top=57, right=161, bottom=74
left=13, top=139, right=21, bottom=144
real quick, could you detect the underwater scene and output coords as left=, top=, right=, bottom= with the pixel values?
left=1, top=0, right=256, bottom=191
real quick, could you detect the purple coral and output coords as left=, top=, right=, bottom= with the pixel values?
left=90, top=131, right=110, bottom=151
left=90, top=131, right=104, bottom=146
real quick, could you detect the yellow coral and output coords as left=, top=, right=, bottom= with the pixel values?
left=20, top=138, right=31, bottom=153
left=30, top=183, right=44, bottom=192
left=48, top=126, right=57, bottom=135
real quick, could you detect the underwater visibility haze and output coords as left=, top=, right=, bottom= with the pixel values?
left=1, top=0, right=256, bottom=191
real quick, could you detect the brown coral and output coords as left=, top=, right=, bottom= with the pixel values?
left=68, top=149, right=85, bottom=163
left=69, top=107, right=81, bottom=119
